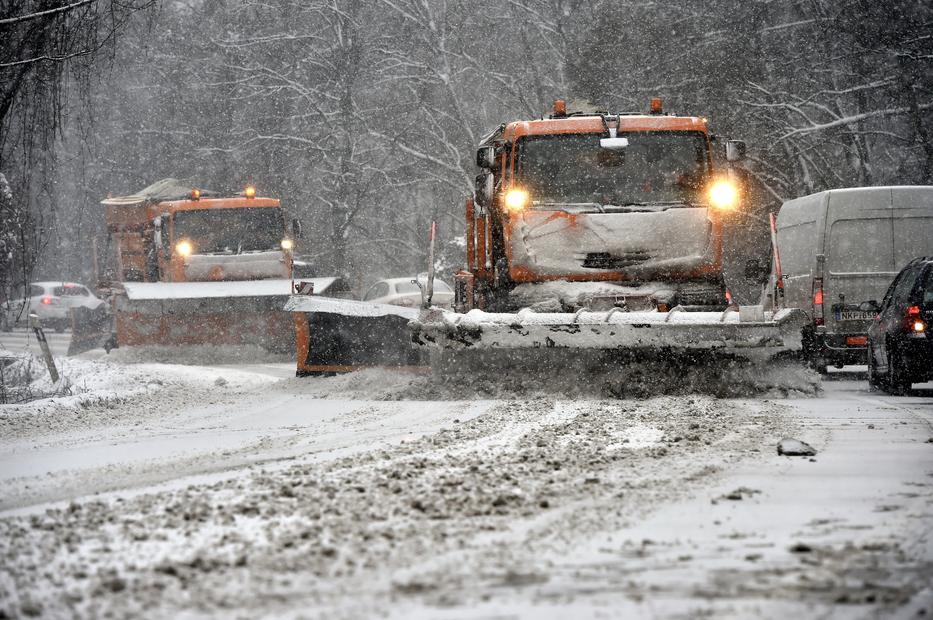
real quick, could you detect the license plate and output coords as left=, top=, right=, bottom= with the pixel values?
left=836, top=310, right=874, bottom=321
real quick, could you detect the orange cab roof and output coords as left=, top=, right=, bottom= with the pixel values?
left=503, top=115, right=708, bottom=140
left=154, top=197, right=280, bottom=212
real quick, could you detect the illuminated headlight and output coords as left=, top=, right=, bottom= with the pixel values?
left=281, top=239, right=294, bottom=250
left=709, top=180, right=739, bottom=211
left=504, top=188, right=530, bottom=212
left=175, top=240, right=193, bottom=256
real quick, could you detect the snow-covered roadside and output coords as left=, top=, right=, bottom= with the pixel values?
left=0, top=387, right=797, bottom=619
left=385, top=381, right=933, bottom=619
left=1, top=355, right=930, bottom=619
left=0, top=355, right=283, bottom=440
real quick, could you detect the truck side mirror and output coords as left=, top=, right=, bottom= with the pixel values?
left=726, top=140, right=747, bottom=162
left=152, top=216, right=162, bottom=248
left=474, top=173, right=494, bottom=207
left=292, top=218, right=303, bottom=239
left=476, top=146, right=496, bottom=169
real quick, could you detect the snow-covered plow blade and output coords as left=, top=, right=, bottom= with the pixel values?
left=286, top=294, right=426, bottom=376
left=114, top=279, right=311, bottom=354
left=411, top=306, right=807, bottom=357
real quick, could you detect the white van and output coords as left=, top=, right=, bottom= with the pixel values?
left=762, top=186, right=933, bottom=370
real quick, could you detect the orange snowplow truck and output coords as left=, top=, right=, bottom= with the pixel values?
left=455, top=98, right=748, bottom=314
left=411, top=99, right=806, bottom=359
left=99, top=179, right=300, bottom=352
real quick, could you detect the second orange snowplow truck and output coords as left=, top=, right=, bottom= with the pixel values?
left=100, top=179, right=301, bottom=353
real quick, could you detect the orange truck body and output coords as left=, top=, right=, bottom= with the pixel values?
left=458, top=100, right=742, bottom=313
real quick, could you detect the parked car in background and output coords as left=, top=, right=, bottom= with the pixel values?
left=0, top=282, right=105, bottom=332
left=754, top=186, right=933, bottom=372
left=867, top=256, right=933, bottom=394
left=362, top=276, right=455, bottom=309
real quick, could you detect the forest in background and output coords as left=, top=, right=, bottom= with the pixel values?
left=1, top=0, right=931, bottom=293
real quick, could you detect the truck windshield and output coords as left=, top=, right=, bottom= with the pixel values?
left=173, top=207, right=284, bottom=254
left=516, top=131, right=709, bottom=207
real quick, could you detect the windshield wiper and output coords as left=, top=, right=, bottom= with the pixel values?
left=531, top=202, right=605, bottom=213
left=603, top=201, right=695, bottom=212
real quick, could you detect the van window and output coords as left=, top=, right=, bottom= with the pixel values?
left=893, top=217, right=933, bottom=266
left=828, top=219, right=893, bottom=273
left=29, top=285, right=44, bottom=297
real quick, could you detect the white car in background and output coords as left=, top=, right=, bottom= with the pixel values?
left=362, top=276, right=455, bottom=309
left=1, top=282, right=105, bottom=332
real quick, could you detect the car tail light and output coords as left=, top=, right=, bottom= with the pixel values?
left=905, top=306, right=925, bottom=334
left=41, top=296, right=52, bottom=305
left=812, top=278, right=824, bottom=326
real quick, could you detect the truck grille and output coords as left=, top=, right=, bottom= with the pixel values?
left=582, top=251, right=651, bottom=269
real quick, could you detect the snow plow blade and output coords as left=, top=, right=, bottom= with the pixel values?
left=114, top=279, right=318, bottom=354
left=411, top=306, right=807, bottom=356
left=285, top=294, right=427, bottom=375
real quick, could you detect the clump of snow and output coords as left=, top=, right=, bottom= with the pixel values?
left=416, top=350, right=820, bottom=399
left=282, top=353, right=820, bottom=401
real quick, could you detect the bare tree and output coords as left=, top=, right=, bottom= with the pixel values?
left=0, top=0, right=153, bottom=293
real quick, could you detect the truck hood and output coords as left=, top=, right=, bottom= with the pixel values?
left=508, top=206, right=716, bottom=280
left=184, top=250, right=289, bottom=281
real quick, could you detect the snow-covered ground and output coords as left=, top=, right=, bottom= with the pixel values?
left=0, top=352, right=931, bottom=618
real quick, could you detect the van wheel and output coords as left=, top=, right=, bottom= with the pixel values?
left=867, top=350, right=883, bottom=392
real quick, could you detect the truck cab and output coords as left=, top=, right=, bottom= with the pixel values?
left=462, top=99, right=747, bottom=313
left=150, top=193, right=293, bottom=283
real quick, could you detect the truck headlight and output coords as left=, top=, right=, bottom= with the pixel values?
left=504, top=188, right=530, bottom=212
left=175, top=240, right=193, bottom=256
left=709, top=180, right=739, bottom=211
left=281, top=239, right=294, bottom=250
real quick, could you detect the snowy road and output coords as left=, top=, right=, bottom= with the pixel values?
left=1, top=360, right=932, bottom=618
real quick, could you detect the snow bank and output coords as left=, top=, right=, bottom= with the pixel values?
left=0, top=352, right=282, bottom=432
left=89, top=344, right=291, bottom=365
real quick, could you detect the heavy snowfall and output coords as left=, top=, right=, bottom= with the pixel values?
left=2, top=1, right=933, bottom=619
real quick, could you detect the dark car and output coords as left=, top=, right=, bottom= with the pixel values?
left=867, top=256, right=933, bottom=394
